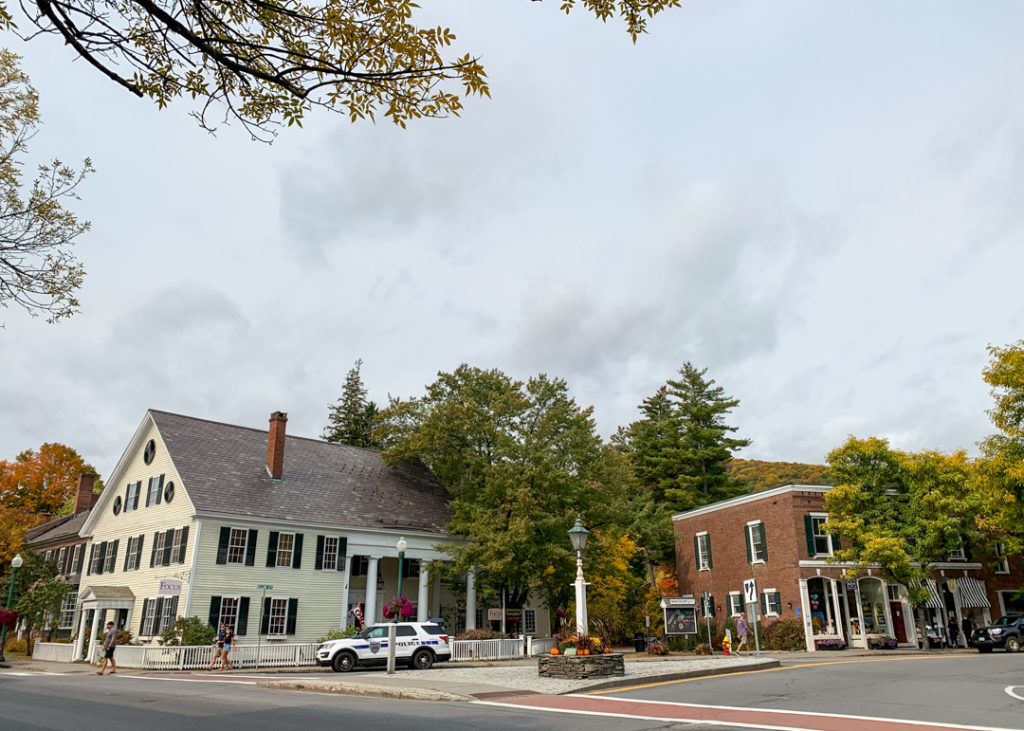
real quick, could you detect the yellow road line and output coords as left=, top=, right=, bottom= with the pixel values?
left=585, top=654, right=967, bottom=695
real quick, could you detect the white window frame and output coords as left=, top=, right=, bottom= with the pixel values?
left=141, top=599, right=158, bottom=636
left=809, top=513, right=833, bottom=557
left=57, top=547, right=67, bottom=573
left=173, top=528, right=187, bottom=564
left=747, top=521, right=767, bottom=563
left=126, top=536, right=139, bottom=571
left=948, top=536, right=966, bottom=561
left=146, top=475, right=163, bottom=506
left=524, top=608, right=537, bottom=634
left=153, top=531, right=167, bottom=565
left=218, top=597, right=241, bottom=631
left=72, top=544, right=82, bottom=574
left=103, top=541, right=116, bottom=572
left=159, top=598, right=176, bottom=633
left=58, top=590, right=77, bottom=629
left=994, top=543, right=1010, bottom=574
left=762, top=588, right=781, bottom=617
left=696, top=532, right=711, bottom=571
left=727, top=592, right=743, bottom=617
left=125, top=481, right=140, bottom=511
left=276, top=532, right=295, bottom=568
left=268, top=597, right=289, bottom=637
left=227, top=528, right=249, bottom=565
left=322, top=536, right=339, bottom=571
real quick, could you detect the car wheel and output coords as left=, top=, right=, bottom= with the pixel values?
left=978, top=646, right=993, bottom=653
left=411, top=649, right=434, bottom=670
left=332, top=651, right=357, bottom=672
left=1006, top=637, right=1021, bottom=653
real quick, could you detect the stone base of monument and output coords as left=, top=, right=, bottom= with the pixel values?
left=537, top=653, right=625, bottom=679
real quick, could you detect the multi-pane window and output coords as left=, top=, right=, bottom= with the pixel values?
left=524, top=609, right=537, bottom=634
left=276, top=533, right=295, bottom=567
left=810, top=516, right=833, bottom=556
left=696, top=533, right=712, bottom=570
left=126, top=536, right=140, bottom=571
left=153, top=531, right=167, bottom=564
left=227, top=528, right=249, bottom=564
left=760, top=590, right=782, bottom=616
left=173, top=528, right=187, bottom=564
left=948, top=537, right=966, bottom=561
left=160, top=598, right=176, bottom=631
left=125, top=481, right=141, bottom=511
left=746, top=522, right=767, bottom=563
left=141, top=599, right=158, bottom=636
left=351, top=555, right=369, bottom=576
left=146, top=475, right=164, bottom=507
left=103, top=541, right=117, bottom=573
left=57, top=547, right=67, bottom=573
left=322, top=537, right=339, bottom=570
left=141, top=596, right=178, bottom=635
left=268, top=598, right=288, bottom=636
left=72, top=544, right=83, bottom=574
left=59, top=590, right=77, bottom=629
left=991, top=536, right=1007, bottom=573
left=218, top=597, right=240, bottom=631
left=728, top=592, right=743, bottom=616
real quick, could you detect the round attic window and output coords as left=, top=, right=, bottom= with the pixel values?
left=163, top=481, right=175, bottom=503
left=112, top=496, right=122, bottom=515
left=143, top=439, right=156, bottom=465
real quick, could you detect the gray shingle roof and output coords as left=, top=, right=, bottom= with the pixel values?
left=150, top=410, right=452, bottom=533
left=25, top=511, right=90, bottom=545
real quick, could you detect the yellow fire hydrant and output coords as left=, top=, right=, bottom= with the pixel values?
left=723, top=633, right=732, bottom=655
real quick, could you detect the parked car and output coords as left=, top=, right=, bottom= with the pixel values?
left=970, top=614, right=1023, bottom=653
left=316, top=622, right=451, bottom=672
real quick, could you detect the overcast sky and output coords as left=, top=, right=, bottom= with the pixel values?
left=2, top=1, right=1022, bottom=478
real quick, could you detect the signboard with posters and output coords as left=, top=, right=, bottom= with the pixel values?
left=660, top=595, right=697, bottom=635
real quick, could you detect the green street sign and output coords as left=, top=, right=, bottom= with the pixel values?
left=257, top=584, right=273, bottom=590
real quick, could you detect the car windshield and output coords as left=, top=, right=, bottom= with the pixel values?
left=991, top=615, right=1022, bottom=627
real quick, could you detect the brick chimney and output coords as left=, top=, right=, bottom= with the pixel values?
left=266, top=411, right=287, bottom=479
left=74, top=473, right=98, bottom=515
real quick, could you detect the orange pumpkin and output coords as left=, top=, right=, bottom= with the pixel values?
left=551, top=647, right=560, bottom=655
left=603, top=647, right=612, bottom=654
left=581, top=648, right=590, bottom=655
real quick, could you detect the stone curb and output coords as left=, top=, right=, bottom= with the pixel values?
left=259, top=678, right=471, bottom=703
left=563, top=658, right=780, bottom=694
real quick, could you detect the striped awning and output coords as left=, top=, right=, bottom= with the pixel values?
left=918, top=579, right=944, bottom=609
left=956, top=576, right=991, bottom=609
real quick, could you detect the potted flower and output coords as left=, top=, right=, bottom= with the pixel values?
left=381, top=596, right=415, bottom=621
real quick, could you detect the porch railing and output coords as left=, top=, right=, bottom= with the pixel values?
left=450, top=638, right=524, bottom=662
left=87, top=643, right=320, bottom=670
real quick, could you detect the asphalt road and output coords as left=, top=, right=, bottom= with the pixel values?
left=2, top=653, right=1022, bottom=730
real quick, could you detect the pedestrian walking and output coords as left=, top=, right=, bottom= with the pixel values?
left=208, top=624, right=226, bottom=670
left=736, top=615, right=749, bottom=655
left=96, top=621, right=118, bottom=675
left=962, top=616, right=974, bottom=648
left=218, top=625, right=235, bottom=671
left=948, top=617, right=960, bottom=648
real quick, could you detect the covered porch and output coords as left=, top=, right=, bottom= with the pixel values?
left=72, top=586, right=135, bottom=661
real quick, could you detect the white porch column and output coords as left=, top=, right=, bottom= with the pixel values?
left=798, top=579, right=814, bottom=652
left=88, top=608, right=102, bottom=663
left=73, top=608, right=90, bottom=661
left=417, top=564, right=430, bottom=623
left=124, top=605, right=134, bottom=636
left=365, top=556, right=380, bottom=624
left=465, top=570, right=477, bottom=630
left=340, top=554, right=353, bottom=629
left=829, top=580, right=845, bottom=643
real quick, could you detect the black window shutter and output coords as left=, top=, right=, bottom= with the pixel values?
left=109, top=539, right=119, bottom=572
left=832, top=532, right=841, bottom=554
left=141, top=598, right=150, bottom=631
left=245, top=530, right=258, bottom=566
left=145, top=478, right=152, bottom=507
left=96, top=541, right=106, bottom=575
left=123, top=539, right=132, bottom=571
left=63, top=547, right=72, bottom=575
left=286, top=598, right=298, bottom=635
left=154, top=474, right=163, bottom=505
left=237, top=597, right=250, bottom=635
left=745, top=526, right=753, bottom=564
left=266, top=531, right=279, bottom=567
left=216, top=526, right=230, bottom=564
left=86, top=544, right=95, bottom=575
left=760, top=593, right=767, bottom=616
left=260, top=598, right=271, bottom=634
left=706, top=536, right=713, bottom=569
left=135, top=534, right=145, bottom=570
left=162, top=528, right=175, bottom=566
left=804, top=516, right=816, bottom=557
left=759, top=524, right=768, bottom=562
left=153, top=597, right=164, bottom=632
left=709, top=594, right=716, bottom=617
left=337, top=538, right=347, bottom=568
left=209, top=597, right=222, bottom=628
left=693, top=535, right=699, bottom=567
left=315, top=535, right=325, bottom=571
left=150, top=532, right=159, bottom=567
left=177, top=526, right=189, bottom=564
left=75, top=544, right=84, bottom=574
left=168, top=597, right=179, bottom=630
left=292, top=533, right=303, bottom=569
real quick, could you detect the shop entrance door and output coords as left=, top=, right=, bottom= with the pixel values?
left=889, top=602, right=907, bottom=643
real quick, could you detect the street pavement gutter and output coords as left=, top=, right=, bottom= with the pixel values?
left=257, top=658, right=781, bottom=702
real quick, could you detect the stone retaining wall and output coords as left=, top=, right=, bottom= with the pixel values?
left=537, top=653, right=625, bottom=679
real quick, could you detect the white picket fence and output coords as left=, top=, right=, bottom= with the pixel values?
left=450, top=638, right=525, bottom=662
left=87, top=642, right=320, bottom=670
left=526, top=636, right=556, bottom=656
left=32, top=642, right=77, bottom=663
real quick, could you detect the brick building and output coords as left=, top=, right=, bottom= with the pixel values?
left=673, top=484, right=1024, bottom=651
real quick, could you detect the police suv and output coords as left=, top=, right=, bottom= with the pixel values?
left=317, top=622, right=452, bottom=672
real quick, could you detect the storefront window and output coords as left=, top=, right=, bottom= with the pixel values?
left=859, top=579, right=887, bottom=634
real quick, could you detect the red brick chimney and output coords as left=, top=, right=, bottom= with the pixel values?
left=74, top=473, right=98, bottom=515
left=266, top=411, right=287, bottom=479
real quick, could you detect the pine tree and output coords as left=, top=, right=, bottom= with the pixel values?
left=322, top=359, right=379, bottom=448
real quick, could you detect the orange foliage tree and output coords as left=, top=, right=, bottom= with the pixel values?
left=0, top=442, right=103, bottom=516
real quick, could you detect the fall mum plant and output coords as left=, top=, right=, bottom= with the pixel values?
left=382, top=596, right=415, bottom=621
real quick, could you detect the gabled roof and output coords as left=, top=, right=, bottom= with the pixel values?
left=149, top=410, right=452, bottom=533
left=25, top=511, right=90, bottom=546
left=672, top=483, right=833, bottom=521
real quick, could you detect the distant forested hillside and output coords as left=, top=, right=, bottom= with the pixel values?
left=726, top=459, right=830, bottom=493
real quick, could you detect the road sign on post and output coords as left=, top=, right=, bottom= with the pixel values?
left=743, top=578, right=761, bottom=658
left=702, top=590, right=713, bottom=648
left=257, top=585, right=273, bottom=669
left=743, top=579, right=757, bottom=605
